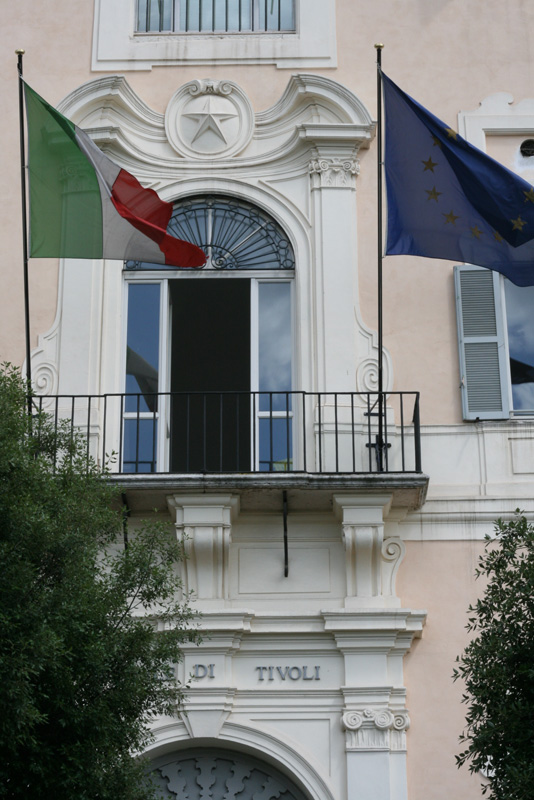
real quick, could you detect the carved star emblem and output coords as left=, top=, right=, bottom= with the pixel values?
left=184, top=97, right=238, bottom=145
left=443, top=210, right=459, bottom=225
left=422, top=156, right=438, bottom=172
left=425, top=186, right=442, bottom=202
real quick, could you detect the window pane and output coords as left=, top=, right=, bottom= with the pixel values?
left=259, top=282, right=291, bottom=411
left=162, top=0, right=174, bottom=30
left=200, top=0, right=213, bottom=31
left=126, top=283, right=160, bottom=413
left=504, top=280, right=534, bottom=411
left=280, top=0, right=294, bottom=30
left=148, top=0, right=162, bottom=29
left=224, top=0, right=240, bottom=31
left=138, top=0, right=148, bottom=31
left=185, top=0, right=200, bottom=30
left=241, top=0, right=252, bottom=30
left=123, top=418, right=158, bottom=473
left=265, top=0, right=279, bottom=31
left=259, top=417, right=292, bottom=471
left=169, top=0, right=294, bottom=32
left=213, top=0, right=225, bottom=30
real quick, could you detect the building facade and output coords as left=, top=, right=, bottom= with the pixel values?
left=3, top=2, right=534, bottom=799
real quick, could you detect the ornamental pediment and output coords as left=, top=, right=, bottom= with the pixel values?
left=56, top=73, right=375, bottom=171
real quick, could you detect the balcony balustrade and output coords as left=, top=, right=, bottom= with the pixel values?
left=30, top=391, right=422, bottom=477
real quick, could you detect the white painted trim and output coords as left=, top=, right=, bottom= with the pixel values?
left=458, top=93, right=534, bottom=151
left=92, top=0, right=337, bottom=71
left=145, top=720, right=337, bottom=800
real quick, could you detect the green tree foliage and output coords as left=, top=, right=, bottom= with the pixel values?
left=454, top=514, right=534, bottom=799
left=0, top=365, right=199, bottom=799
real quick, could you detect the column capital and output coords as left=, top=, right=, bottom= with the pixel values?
left=342, top=707, right=410, bottom=752
left=309, top=156, right=360, bottom=189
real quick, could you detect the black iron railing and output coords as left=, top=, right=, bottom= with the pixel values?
left=31, top=391, right=422, bottom=476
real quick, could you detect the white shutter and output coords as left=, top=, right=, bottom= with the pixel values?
left=454, top=265, right=511, bottom=420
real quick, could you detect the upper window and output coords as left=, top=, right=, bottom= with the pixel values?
left=137, top=0, right=296, bottom=33
left=503, top=280, right=534, bottom=413
left=455, top=265, right=534, bottom=419
left=92, top=0, right=337, bottom=71
left=455, top=99, right=534, bottom=420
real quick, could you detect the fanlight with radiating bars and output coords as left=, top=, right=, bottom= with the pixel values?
left=125, top=195, right=295, bottom=271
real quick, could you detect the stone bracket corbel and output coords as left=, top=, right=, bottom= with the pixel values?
left=334, top=495, right=407, bottom=606
left=167, top=494, right=239, bottom=603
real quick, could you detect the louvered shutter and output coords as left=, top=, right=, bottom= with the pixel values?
left=454, top=265, right=511, bottom=420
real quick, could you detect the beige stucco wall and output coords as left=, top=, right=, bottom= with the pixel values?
left=399, top=539, right=487, bottom=800
left=2, top=0, right=534, bottom=422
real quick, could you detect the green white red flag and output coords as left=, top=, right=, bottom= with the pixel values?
left=23, top=82, right=206, bottom=268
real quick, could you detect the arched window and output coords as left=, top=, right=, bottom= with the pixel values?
left=126, top=195, right=295, bottom=271
left=124, top=196, right=295, bottom=473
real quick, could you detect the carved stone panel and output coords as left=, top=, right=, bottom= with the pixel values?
left=149, top=747, right=310, bottom=800
left=165, top=79, right=254, bottom=160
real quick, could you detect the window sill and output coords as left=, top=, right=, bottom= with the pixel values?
left=133, top=31, right=297, bottom=37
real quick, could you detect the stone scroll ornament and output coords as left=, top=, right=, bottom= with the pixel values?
left=342, top=708, right=410, bottom=751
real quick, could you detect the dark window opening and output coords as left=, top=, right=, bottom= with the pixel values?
left=520, top=139, right=534, bottom=158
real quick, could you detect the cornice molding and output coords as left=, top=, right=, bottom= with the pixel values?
left=256, top=73, right=375, bottom=130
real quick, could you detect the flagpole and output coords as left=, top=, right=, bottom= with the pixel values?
left=375, top=42, right=385, bottom=471
left=16, top=48, right=32, bottom=396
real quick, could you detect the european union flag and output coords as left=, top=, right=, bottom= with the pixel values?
left=383, top=73, right=534, bottom=286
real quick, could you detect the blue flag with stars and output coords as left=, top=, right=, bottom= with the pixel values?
left=383, top=73, right=534, bottom=286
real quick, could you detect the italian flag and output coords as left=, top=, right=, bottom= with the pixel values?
left=24, top=82, right=206, bottom=268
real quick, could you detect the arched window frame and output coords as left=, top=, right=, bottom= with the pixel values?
left=122, top=195, right=296, bottom=472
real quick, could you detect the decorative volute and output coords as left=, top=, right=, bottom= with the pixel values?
left=333, top=494, right=405, bottom=607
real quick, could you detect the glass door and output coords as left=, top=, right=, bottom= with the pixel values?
left=255, top=280, right=293, bottom=470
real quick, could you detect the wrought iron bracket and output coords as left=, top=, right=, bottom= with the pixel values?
left=366, top=435, right=392, bottom=472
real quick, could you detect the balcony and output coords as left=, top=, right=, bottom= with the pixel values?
left=32, top=390, right=428, bottom=512
left=32, top=387, right=423, bottom=468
